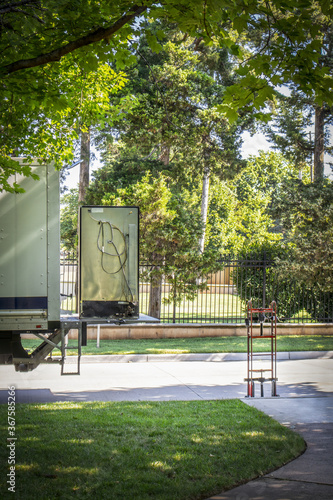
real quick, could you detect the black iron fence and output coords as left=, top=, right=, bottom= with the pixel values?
left=60, top=254, right=333, bottom=324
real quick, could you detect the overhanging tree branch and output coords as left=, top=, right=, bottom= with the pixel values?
left=0, top=0, right=41, bottom=16
left=1, top=4, right=148, bottom=75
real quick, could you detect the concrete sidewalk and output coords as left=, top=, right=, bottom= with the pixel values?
left=207, top=397, right=333, bottom=500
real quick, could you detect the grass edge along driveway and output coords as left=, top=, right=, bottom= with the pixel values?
left=22, top=334, right=333, bottom=356
left=0, top=399, right=305, bottom=500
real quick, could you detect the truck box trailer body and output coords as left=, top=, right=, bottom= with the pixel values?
left=0, top=160, right=60, bottom=366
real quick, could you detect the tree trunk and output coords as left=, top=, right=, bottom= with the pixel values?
left=147, top=143, right=170, bottom=319
left=159, top=144, right=170, bottom=165
left=198, top=164, right=210, bottom=253
left=78, top=128, right=90, bottom=203
left=148, top=276, right=162, bottom=319
left=313, top=105, right=325, bottom=182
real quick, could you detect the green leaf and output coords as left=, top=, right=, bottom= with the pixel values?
left=233, top=16, right=248, bottom=34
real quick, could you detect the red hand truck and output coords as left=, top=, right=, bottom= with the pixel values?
left=245, top=300, right=278, bottom=397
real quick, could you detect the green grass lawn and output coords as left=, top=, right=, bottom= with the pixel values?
left=0, top=400, right=305, bottom=500
left=22, top=334, right=333, bottom=356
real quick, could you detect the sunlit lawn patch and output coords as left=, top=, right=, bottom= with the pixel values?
left=0, top=400, right=305, bottom=499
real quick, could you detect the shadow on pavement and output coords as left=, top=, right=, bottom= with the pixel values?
left=0, top=380, right=332, bottom=404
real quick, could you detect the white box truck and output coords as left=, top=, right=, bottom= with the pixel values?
left=0, top=159, right=60, bottom=369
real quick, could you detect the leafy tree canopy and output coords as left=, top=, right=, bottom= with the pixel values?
left=206, top=151, right=301, bottom=254
left=259, top=23, right=333, bottom=180
left=1, top=0, right=332, bottom=191
left=219, top=1, right=333, bottom=122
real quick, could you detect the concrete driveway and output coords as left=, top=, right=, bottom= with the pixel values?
left=0, top=356, right=332, bottom=403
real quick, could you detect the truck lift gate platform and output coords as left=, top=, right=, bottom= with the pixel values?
left=59, top=314, right=157, bottom=375
left=9, top=314, right=157, bottom=374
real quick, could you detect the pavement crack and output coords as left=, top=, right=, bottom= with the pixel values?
left=151, top=363, right=205, bottom=399
left=266, top=476, right=333, bottom=487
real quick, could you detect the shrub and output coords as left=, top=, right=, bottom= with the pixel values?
left=305, top=289, right=333, bottom=323
left=232, top=245, right=303, bottom=321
